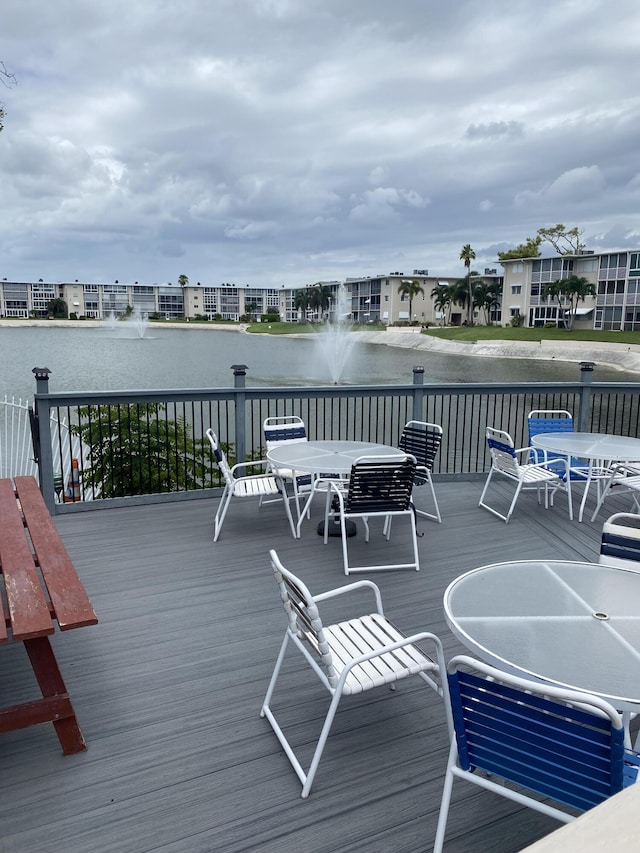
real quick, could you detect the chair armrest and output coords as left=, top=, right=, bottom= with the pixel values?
left=230, top=458, right=269, bottom=476
left=314, top=579, right=384, bottom=613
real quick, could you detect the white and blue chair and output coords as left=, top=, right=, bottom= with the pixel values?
left=206, top=429, right=296, bottom=542
left=479, top=426, right=572, bottom=522
left=261, top=550, right=447, bottom=797
left=434, top=655, right=640, bottom=852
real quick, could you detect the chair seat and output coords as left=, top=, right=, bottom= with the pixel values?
left=519, top=464, right=564, bottom=484
left=233, top=475, right=283, bottom=497
left=324, top=613, right=437, bottom=695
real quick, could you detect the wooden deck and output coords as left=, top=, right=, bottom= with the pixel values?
left=0, top=479, right=631, bottom=853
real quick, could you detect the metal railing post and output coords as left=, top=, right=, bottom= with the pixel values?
left=32, top=367, right=56, bottom=512
left=232, top=364, right=248, bottom=462
left=412, top=366, right=425, bottom=422
left=578, top=361, right=595, bottom=432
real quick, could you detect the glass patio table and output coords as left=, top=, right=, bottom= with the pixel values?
left=531, top=431, right=640, bottom=522
left=444, top=559, right=640, bottom=746
left=266, top=439, right=406, bottom=537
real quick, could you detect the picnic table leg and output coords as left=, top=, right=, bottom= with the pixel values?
left=23, top=636, right=87, bottom=755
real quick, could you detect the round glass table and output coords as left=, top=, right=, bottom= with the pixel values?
left=531, top=431, right=640, bottom=522
left=266, top=440, right=406, bottom=537
left=444, top=559, right=640, bottom=742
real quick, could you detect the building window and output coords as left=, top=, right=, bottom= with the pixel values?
left=511, top=285, right=521, bottom=295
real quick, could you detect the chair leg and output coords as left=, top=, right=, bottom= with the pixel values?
left=414, top=475, right=442, bottom=523
left=433, top=741, right=458, bottom=853
left=278, top=477, right=297, bottom=539
left=260, top=630, right=344, bottom=798
left=213, top=486, right=232, bottom=541
left=505, top=481, right=524, bottom=522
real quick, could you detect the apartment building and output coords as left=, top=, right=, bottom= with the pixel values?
left=3, top=250, right=639, bottom=329
left=500, top=250, right=640, bottom=331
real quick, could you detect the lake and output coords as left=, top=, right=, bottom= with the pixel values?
left=1, top=324, right=637, bottom=402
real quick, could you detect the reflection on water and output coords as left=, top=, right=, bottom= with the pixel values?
left=0, top=325, right=637, bottom=401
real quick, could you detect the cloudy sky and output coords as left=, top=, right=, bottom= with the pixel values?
left=2, top=0, right=640, bottom=288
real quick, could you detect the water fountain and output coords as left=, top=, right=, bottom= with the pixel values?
left=128, top=306, right=148, bottom=339
left=315, top=286, right=357, bottom=384
left=103, top=307, right=149, bottom=338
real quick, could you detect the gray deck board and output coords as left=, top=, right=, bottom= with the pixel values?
left=0, top=479, right=631, bottom=852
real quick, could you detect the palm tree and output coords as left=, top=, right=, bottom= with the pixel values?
left=308, top=283, right=333, bottom=321
left=293, top=290, right=310, bottom=321
left=541, top=275, right=596, bottom=331
left=178, top=274, right=189, bottom=288
left=459, top=245, right=476, bottom=325
left=397, top=279, right=425, bottom=324
left=473, top=280, right=503, bottom=325
left=430, top=283, right=453, bottom=326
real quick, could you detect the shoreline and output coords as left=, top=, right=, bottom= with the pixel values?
left=1, top=318, right=640, bottom=374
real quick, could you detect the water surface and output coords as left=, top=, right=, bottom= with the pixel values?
left=1, top=324, right=636, bottom=402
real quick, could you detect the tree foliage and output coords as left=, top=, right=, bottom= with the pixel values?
left=537, top=224, right=585, bottom=255
left=73, top=403, right=212, bottom=498
left=397, top=279, right=424, bottom=321
left=178, top=274, right=189, bottom=287
left=497, top=236, right=542, bottom=260
left=430, top=283, right=452, bottom=325
left=541, top=275, right=596, bottom=331
left=307, top=283, right=333, bottom=320
left=47, top=298, right=68, bottom=319
left=459, top=245, right=476, bottom=324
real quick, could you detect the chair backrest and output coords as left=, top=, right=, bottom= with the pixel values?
left=600, top=512, right=640, bottom=570
left=345, top=455, right=416, bottom=513
left=528, top=409, right=574, bottom=446
left=205, top=428, right=233, bottom=486
left=447, top=655, right=628, bottom=814
left=263, top=416, right=307, bottom=450
left=398, top=420, right=443, bottom=470
left=269, top=549, right=339, bottom=688
left=485, top=427, right=519, bottom=476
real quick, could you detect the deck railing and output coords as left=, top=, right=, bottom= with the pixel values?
left=29, top=362, right=640, bottom=514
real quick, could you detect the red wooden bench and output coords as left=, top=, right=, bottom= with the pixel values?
left=0, top=475, right=98, bottom=754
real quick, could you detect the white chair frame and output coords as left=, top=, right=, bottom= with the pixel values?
left=317, top=454, right=420, bottom=574
left=261, top=550, right=448, bottom=797
left=206, top=429, right=296, bottom=542
left=398, top=419, right=443, bottom=523
left=262, top=415, right=311, bottom=522
left=434, top=655, right=640, bottom=853
left=479, top=426, right=572, bottom=523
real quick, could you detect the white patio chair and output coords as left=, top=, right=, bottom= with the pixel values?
left=434, top=655, right=640, bottom=853
left=398, top=419, right=443, bottom=522
left=599, top=512, right=640, bottom=571
left=318, top=453, right=420, bottom=574
left=205, top=429, right=296, bottom=542
left=590, top=462, right=640, bottom=522
left=262, top=415, right=311, bottom=521
left=261, top=549, right=447, bottom=798
left=479, top=426, right=572, bottom=523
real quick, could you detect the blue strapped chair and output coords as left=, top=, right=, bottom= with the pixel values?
left=263, top=415, right=312, bottom=521
left=433, top=655, right=640, bottom=852
left=261, top=550, right=447, bottom=797
left=318, top=454, right=420, bottom=574
left=527, top=409, right=589, bottom=479
left=479, top=427, right=572, bottom=523
left=599, top=512, right=640, bottom=570
left=398, top=420, right=443, bottom=522
left=206, top=428, right=296, bottom=542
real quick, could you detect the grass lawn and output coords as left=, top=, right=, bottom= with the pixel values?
left=423, top=326, right=640, bottom=345
left=246, top=321, right=640, bottom=345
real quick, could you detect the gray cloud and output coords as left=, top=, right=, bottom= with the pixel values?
left=1, top=0, right=640, bottom=285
